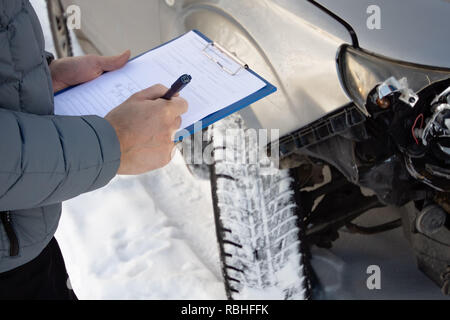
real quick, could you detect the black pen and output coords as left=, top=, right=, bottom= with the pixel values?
left=162, top=74, right=192, bottom=100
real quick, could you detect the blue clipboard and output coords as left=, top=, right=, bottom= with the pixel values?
left=55, top=30, right=277, bottom=141
left=178, top=30, right=277, bottom=141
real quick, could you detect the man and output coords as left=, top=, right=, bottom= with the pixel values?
left=0, top=0, right=188, bottom=299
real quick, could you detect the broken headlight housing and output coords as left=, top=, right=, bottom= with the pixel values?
left=337, top=45, right=450, bottom=117
left=337, top=45, right=450, bottom=192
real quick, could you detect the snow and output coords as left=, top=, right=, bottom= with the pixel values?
left=30, top=0, right=225, bottom=300
left=55, top=155, right=225, bottom=300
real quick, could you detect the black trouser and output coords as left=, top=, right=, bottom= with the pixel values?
left=0, top=238, right=77, bottom=300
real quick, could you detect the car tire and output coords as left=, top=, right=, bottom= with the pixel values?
left=210, top=114, right=311, bottom=300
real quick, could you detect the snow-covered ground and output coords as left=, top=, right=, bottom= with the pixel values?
left=30, top=0, right=225, bottom=300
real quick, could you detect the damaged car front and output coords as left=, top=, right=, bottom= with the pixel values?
left=292, top=0, right=450, bottom=296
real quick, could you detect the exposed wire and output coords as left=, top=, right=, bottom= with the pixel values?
left=412, top=113, right=424, bottom=145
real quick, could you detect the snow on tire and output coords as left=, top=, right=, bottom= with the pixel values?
left=210, top=115, right=310, bottom=300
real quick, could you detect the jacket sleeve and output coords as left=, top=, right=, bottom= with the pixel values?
left=0, top=108, right=121, bottom=211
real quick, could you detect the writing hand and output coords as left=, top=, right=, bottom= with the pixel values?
left=105, top=84, right=189, bottom=175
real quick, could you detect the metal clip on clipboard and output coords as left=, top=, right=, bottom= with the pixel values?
left=202, top=42, right=249, bottom=76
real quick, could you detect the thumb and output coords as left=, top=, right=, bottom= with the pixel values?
left=134, top=84, right=169, bottom=100
left=99, top=50, right=131, bottom=72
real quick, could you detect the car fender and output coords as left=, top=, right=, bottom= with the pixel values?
left=159, top=0, right=352, bottom=139
left=316, top=0, right=450, bottom=69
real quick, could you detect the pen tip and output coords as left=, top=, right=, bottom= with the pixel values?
left=181, top=74, right=192, bottom=84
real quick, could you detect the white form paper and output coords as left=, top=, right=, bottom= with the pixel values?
left=54, top=31, right=267, bottom=134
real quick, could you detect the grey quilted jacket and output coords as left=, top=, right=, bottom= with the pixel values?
left=0, top=0, right=121, bottom=272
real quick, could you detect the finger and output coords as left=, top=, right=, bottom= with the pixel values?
left=164, top=135, right=176, bottom=151
left=165, top=118, right=182, bottom=142
left=98, top=50, right=131, bottom=71
left=167, top=97, right=189, bottom=116
left=136, top=84, right=169, bottom=100
left=159, top=139, right=176, bottom=165
left=172, top=116, right=182, bottom=130
left=170, top=143, right=178, bottom=160
left=170, top=128, right=180, bottom=143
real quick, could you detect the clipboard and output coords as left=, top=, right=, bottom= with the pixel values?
left=55, top=30, right=277, bottom=142
left=180, top=30, right=277, bottom=140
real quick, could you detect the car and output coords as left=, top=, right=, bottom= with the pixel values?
left=48, top=0, right=450, bottom=299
